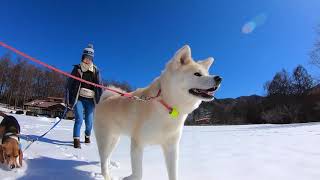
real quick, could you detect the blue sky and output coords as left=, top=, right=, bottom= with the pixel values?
left=0, top=0, right=319, bottom=98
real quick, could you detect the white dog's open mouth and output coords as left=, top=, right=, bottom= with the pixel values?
left=189, top=86, right=218, bottom=99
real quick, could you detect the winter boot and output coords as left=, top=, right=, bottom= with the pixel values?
left=74, top=138, right=81, bottom=148
left=85, top=136, right=91, bottom=144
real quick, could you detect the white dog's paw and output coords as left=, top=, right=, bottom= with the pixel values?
left=92, top=172, right=105, bottom=180
left=122, top=175, right=141, bottom=180
left=111, top=176, right=121, bottom=180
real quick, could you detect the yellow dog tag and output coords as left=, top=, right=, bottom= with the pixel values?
left=169, top=107, right=179, bottom=119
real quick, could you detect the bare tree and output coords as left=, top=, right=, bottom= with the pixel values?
left=0, top=54, right=67, bottom=108
left=5, top=58, right=24, bottom=108
left=310, top=25, right=320, bottom=70
left=0, top=54, right=13, bottom=97
left=292, top=65, right=314, bottom=95
left=261, top=104, right=301, bottom=124
left=264, top=69, right=292, bottom=96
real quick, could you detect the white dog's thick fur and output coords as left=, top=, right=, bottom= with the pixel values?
left=94, top=45, right=221, bottom=180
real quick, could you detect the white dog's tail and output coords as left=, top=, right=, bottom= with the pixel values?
left=101, top=85, right=128, bottom=101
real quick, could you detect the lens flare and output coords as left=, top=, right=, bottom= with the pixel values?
left=242, top=13, right=267, bottom=34
left=242, top=22, right=256, bottom=34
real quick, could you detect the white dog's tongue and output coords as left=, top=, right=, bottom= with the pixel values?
left=199, top=89, right=213, bottom=96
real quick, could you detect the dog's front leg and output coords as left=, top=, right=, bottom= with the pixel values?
left=124, top=138, right=144, bottom=180
left=162, top=138, right=180, bottom=180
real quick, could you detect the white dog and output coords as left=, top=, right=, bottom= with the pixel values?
left=94, top=45, right=222, bottom=180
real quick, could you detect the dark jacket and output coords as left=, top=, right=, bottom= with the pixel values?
left=65, top=64, right=103, bottom=108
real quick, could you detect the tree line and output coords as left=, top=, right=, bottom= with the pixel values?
left=0, top=54, right=66, bottom=108
left=186, top=64, right=319, bottom=125
left=0, top=53, right=133, bottom=109
left=261, top=65, right=318, bottom=124
left=264, top=65, right=314, bottom=97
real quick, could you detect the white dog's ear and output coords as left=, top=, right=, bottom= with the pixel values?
left=198, top=57, right=214, bottom=70
left=173, top=45, right=192, bottom=66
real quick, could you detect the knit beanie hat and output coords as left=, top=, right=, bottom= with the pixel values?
left=82, top=44, right=94, bottom=59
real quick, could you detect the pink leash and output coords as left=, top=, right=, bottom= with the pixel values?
left=0, top=41, right=174, bottom=113
left=0, top=41, right=131, bottom=97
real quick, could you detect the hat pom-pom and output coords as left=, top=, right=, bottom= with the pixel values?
left=87, top=44, right=94, bottom=49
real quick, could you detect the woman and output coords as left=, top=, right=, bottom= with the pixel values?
left=65, top=44, right=102, bottom=148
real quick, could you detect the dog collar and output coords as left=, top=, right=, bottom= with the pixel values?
left=4, top=132, right=19, bottom=137
left=135, top=88, right=180, bottom=119
left=158, top=99, right=179, bottom=119
left=7, top=135, right=19, bottom=143
left=153, top=88, right=179, bottom=119
left=154, top=89, right=179, bottom=119
left=3, top=132, right=20, bottom=145
left=4, top=132, right=14, bottom=136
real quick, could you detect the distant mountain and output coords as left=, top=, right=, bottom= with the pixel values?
left=186, top=95, right=265, bottom=125
left=186, top=88, right=320, bottom=125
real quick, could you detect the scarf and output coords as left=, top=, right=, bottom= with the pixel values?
left=80, top=62, right=94, bottom=72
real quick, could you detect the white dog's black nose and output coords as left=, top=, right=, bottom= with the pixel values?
left=10, top=164, right=15, bottom=169
left=214, top=76, right=222, bottom=83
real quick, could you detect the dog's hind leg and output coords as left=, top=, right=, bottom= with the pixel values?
left=96, top=133, right=120, bottom=180
left=123, top=138, right=144, bottom=180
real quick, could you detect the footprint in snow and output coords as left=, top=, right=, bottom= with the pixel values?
left=110, top=161, right=120, bottom=169
left=92, top=173, right=122, bottom=180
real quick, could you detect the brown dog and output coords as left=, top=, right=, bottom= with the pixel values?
left=0, top=112, right=23, bottom=169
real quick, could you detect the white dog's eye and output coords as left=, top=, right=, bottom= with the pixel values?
left=194, top=72, right=202, bottom=77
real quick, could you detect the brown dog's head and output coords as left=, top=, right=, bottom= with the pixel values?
left=0, top=137, right=23, bottom=169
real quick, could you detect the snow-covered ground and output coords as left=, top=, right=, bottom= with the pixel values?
left=1, top=112, right=320, bottom=180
